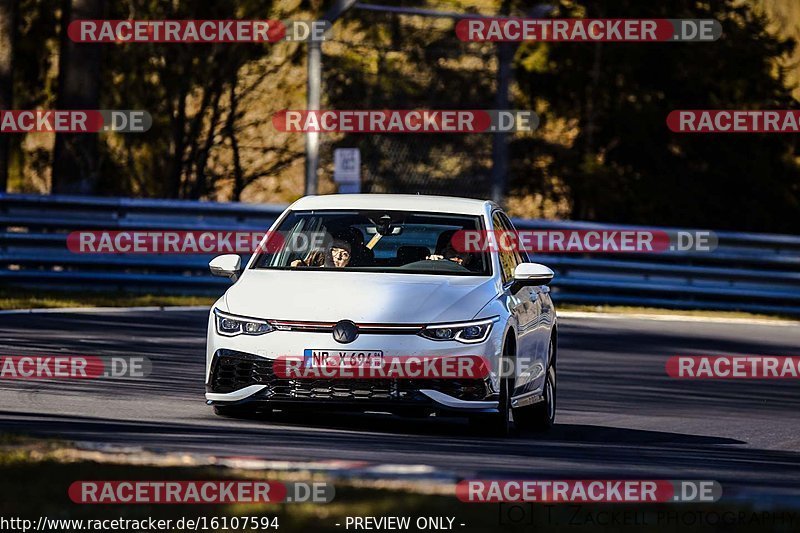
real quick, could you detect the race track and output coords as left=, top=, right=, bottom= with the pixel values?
left=1, top=309, right=799, bottom=502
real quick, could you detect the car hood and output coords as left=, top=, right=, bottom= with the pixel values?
left=223, top=270, right=499, bottom=323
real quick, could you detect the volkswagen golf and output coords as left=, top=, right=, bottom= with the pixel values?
left=205, top=194, right=557, bottom=436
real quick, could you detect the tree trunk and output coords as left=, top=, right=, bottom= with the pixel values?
left=52, top=0, right=104, bottom=195
left=0, top=0, right=16, bottom=192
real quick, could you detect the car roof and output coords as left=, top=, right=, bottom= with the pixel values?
left=288, top=194, right=496, bottom=216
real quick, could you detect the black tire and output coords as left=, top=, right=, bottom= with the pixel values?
left=515, top=339, right=556, bottom=432
left=469, top=347, right=517, bottom=437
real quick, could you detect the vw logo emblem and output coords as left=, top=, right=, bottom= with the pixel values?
left=332, top=320, right=359, bottom=344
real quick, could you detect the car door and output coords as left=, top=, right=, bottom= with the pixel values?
left=492, top=211, right=537, bottom=396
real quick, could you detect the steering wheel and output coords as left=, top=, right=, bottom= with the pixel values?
left=398, top=259, right=470, bottom=272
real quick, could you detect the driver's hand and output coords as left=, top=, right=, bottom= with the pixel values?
left=290, top=259, right=306, bottom=267
left=305, top=249, right=325, bottom=266
left=427, top=254, right=444, bottom=261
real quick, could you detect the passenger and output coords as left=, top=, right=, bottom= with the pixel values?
left=291, top=239, right=351, bottom=268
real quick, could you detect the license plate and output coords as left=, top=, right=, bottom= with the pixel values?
left=303, top=349, right=384, bottom=369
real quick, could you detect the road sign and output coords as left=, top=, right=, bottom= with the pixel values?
left=334, top=148, right=361, bottom=188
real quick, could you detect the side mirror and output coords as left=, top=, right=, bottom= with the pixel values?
left=209, top=254, right=242, bottom=281
left=513, top=262, right=554, bottom=286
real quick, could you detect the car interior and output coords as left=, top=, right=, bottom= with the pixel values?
left=256, top=211, right=489, bottom=274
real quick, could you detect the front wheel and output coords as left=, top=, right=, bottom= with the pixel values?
left=515, top=341, right=556, bottom=432
left=469, top=354, right=517, bottom=438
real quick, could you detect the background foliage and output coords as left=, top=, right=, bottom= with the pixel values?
left=1, top=0, right=798, bottom=232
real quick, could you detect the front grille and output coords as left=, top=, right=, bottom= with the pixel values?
left=208, top=350, right=490, bottom=402
left=208, top=350, right=289, bottom=395
left=291, top=379, right=397, bottom=400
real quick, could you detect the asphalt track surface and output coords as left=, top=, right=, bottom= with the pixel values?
left=1, top=309, right=799, bottom=503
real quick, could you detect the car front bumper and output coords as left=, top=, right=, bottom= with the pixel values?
left=205, top=312, right=506, bottom=413
left=205, top=348, right=500, bottom=414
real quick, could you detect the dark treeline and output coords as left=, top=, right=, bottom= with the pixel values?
left=0, top=0, right=798, bottom=232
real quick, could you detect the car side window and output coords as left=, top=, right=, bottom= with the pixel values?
left=499, top=212, right=530, bottom=263
left=492, top=212, right=522, bottom=284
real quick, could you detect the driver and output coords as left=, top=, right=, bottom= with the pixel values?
left=291, top=239, right=351, bottom=268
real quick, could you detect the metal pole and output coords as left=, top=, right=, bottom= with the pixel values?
left=305, top=39, right=321, bottom=196
left=304, top=0, right=358, bottom=197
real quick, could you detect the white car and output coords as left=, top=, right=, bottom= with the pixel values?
left=205, top=194, right=557, bottom=435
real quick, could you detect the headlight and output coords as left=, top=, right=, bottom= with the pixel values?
left=214, top=308, right=273, bottom=337
left=420, top=317, right=498, bottom=344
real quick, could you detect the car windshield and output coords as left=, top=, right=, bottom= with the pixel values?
left=252, top=210, right=491, bottom=276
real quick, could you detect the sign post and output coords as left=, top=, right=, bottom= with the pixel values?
left=334, top=148, right=361, bottom=194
